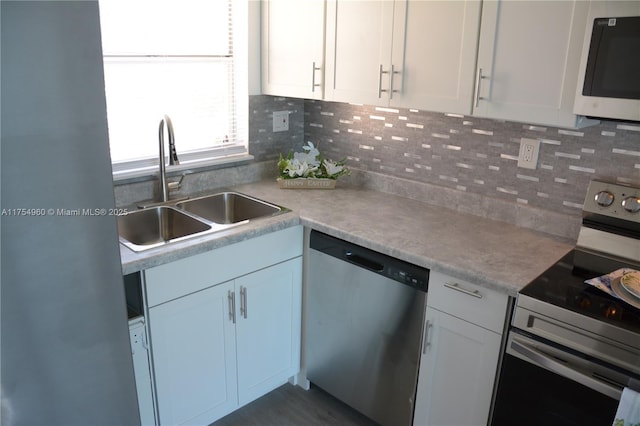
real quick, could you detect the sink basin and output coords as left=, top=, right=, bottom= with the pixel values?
left=117, top=206, right=212, bottom=251
left=176, top=192, right=283, bottom=224
left=118, top=192, right=287, bottom=252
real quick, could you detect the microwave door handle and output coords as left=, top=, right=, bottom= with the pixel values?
left=510, top=339, right=623, bottom=400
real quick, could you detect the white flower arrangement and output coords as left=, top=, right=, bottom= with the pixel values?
left=278, top=142, right=350, bottom=180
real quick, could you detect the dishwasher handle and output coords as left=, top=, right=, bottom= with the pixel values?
left=310, top=230, right=429, bottom=292
left=344, top=251, right=384, bottom=272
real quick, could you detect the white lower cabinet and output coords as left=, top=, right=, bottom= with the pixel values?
left=236, top=260, right=302, bottom=406
left=144, top=226, right=303, bottom=425
left=414, top=271, right=509, bottom=426
left=414, top=307, right=502, bottom=426
left=129, top=317, right=157, bottom=426
left=149, top=281, right=238, bottom=426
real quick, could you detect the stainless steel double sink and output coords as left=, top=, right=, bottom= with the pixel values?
left=117, top=191, right=287, bottom=252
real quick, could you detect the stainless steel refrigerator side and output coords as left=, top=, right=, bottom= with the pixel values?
left=1, top=2, right=140, bottom=425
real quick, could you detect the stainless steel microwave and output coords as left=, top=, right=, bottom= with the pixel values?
left=574, top=5, right=640, bottom=122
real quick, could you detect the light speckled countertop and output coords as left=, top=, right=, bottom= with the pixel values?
left=120, top=179, right=573, bottom=296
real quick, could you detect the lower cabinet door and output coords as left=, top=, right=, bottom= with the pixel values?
left=149, top=281, right=238, bottom=425
left=235, top=258, right=303, bottom=406
left=414, top=307, right=502, bottom=426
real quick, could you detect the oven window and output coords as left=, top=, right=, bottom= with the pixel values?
left=491, top=354, right=618, bottom=426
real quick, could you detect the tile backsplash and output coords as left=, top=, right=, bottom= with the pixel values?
left=249, top=96, right=305, bottom=162
left=249, top=95, right=640, bottom=218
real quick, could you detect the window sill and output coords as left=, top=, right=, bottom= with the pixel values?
left=112, top=153, right=255, bottom=185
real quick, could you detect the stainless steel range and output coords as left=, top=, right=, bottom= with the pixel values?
left=491, top=179, right=640, bottom=426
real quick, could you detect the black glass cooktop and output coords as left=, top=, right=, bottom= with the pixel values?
left=519, top=249, right=640, bottom=334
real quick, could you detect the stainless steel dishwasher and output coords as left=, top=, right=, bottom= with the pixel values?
left=306, top=230, right=429, bottom=426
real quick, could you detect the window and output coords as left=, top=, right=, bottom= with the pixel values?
left=98, top=0, right=248, bottom=177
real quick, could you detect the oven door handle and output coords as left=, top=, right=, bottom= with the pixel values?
left=510, top=338, right=623, bottom=400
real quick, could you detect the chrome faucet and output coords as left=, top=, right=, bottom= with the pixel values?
left=158, top=115, right=180, bottom=202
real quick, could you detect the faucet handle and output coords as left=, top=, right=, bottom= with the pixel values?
left=167, top=174, right=185, bottom=192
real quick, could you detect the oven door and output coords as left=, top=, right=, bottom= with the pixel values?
left=490, top=331, right=630, bottom=426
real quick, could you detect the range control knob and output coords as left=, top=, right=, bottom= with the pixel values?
left=622, top=196, right=640, bottom=213
left=594, top=190, right=614, bottom=207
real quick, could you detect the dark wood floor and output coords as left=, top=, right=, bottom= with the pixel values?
left=212, top=383, right=378, bottom=426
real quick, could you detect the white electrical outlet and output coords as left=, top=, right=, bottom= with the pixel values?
left=517, top=138, right=540, bottom=170
left=273, top=111, right=289, bottom=132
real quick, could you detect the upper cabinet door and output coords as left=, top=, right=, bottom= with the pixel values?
left=390, top=0, right=481, bottom=114
left=474, top=0, right=596, bottom=128
left=324, top=0, right=398, bottom=105
left=262, top=0, right=326, bottom=99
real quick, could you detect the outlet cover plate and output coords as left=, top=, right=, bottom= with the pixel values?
left=518, top=138, right=540, bottom=170
left=273, top=111, right=289, bottom=132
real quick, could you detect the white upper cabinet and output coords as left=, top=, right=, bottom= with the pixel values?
left=324, top=0, right=396, bottom=105
left=262, top=0, right=598, bottom=127
left=391, top=0, right=481, bottom=114
left=261, top=0, right=326, bottom=99
left=311, top=0, right=483, bottom=113
left=473, top=0, right=598, bottom=128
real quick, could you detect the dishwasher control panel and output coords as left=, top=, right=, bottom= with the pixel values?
left=389, top=267, right=428, bottom=291
left=310, top=230, right=429, bottom=292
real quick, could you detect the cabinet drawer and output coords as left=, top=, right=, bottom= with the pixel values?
left=145, top=226, right=303, bottom=307
left=427, top=271, right=508, bottom=334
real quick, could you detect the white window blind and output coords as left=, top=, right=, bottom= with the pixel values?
left=98, top=0, right=247, bottom=172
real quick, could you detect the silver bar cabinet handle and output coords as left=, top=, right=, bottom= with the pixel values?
left=240, top=286, right=247, bottom=319
left=422, top=320, right=432, bottom=354
left=444, top=282, right=483, bottom=299
left=228, top=290, right=236, bottom=324
left=311, top=62, right=321, bottom=93
left=378, top=64, right=389, bottom=98
left=474, top=67, right=485, bottom=107
left=389, top=64, right=400, bottom=100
